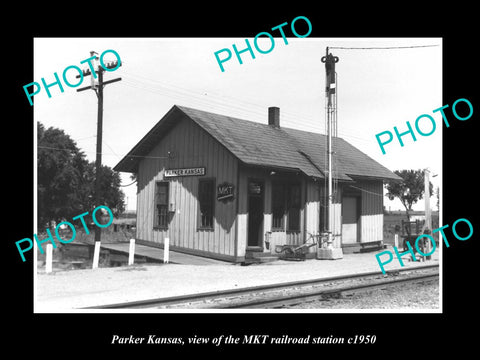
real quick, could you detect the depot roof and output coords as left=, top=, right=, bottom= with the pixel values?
left=114, top=105, right=401, bottom=182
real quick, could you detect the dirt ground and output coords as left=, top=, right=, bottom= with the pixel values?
left=35, top=251, right=440, bottom=312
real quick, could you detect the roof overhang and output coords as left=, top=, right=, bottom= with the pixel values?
left=113, top=106, right=183, bottom=173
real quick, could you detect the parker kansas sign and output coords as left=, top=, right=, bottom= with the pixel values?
left=217, top=182, right=235, bottom=201
left=164, top=167, right=205, bottom=178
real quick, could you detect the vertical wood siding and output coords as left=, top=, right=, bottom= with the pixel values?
left=320, top=184, right=342, bottom=248
left=136, top=114, right=238, bottom=259
left=358, top=180, right=384, bottom=242
left=305, top=181, right=320, bottom=237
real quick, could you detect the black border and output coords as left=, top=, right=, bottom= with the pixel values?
left=8, top=4, right=479, bottom=356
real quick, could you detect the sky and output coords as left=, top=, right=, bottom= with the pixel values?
left=33, top=37, right=442, bottom=212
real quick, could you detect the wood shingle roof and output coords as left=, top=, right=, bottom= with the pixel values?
left=114, top=105, right=401, bottom=182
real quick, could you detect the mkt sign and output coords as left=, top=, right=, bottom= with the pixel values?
left=217, top=182, right=235, bottom=201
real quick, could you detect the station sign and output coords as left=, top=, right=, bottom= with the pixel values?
left=217, top=182, right=235, bottom=201
left=164, top=167, right=206, bottom=178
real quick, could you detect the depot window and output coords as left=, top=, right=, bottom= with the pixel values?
left=155, top=181, right=169, bottom=229
left=272, top=183, right=285, bottom=230
left=272, top=183, right=301, bottom=231
left=199, top=179, right=215, bottom=229
left=287, top=184, right=301, bottom=231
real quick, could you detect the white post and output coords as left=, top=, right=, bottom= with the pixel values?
left=92, top=241, right=101, bottom=269
left=45, top=243, right=53, bottom=273
left=394, top=233, right=399, bottom=248
left=164, top=237, right=169, bottom=264
left=128, top=239, right=135, bottom=265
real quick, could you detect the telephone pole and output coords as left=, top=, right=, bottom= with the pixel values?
left=77, top=51, right=122, bottom=267
left=423, top=168, right=432, bottom=260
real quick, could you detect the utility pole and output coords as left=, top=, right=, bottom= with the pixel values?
left=423, top=168, right=432, bottom=260
left=424, top=168, right=431, bottom=231
left=77, top=51, right=122, bottom=267
left=318, top=47, right=343, bottom=260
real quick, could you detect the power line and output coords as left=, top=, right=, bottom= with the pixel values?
left=74, top=135, right=97, bottom=142
left=104, top=141, right=122, bottom=161
left=38, top=145, right=166, bottom=159
left=328, top=44, right=439, bottom=50
left=348, top=185, right=384, bottom=197
left=38, top=145, right=200, bottom=160
left=120, top=76, right=376, bottom=139
left=111, top=48, right=437, bottom=147
left=119, top=65, right=384, bottom=143
left=121, top=67, right=306, bottom=118
left=120, top=179, right=137, bottom=187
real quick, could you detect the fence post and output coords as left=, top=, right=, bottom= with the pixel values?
left=45, top=243, right=53, bottom=273
left=164, top=237, right=169, bottom=264
left=92, top=241, right=101, bottom=269
left=394, top=233, right=399, bottom=248
left=128, top=239, right=135, bottom=265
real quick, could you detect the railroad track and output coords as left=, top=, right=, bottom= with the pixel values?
left=89, top=264, right=439, bottom=310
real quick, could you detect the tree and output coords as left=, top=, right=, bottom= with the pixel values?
left=385, top=169, right=433, bottom=235
left=38, top=122, right=89, bottom=228
left=38, top=122, right=125, bottom=228
left=76, top=162, right=125, bottom=217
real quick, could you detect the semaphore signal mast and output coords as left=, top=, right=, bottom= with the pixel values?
left=318, top=47, right=343, bottom=260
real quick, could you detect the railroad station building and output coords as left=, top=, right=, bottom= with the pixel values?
left=114, top=105, right=401, bottom=263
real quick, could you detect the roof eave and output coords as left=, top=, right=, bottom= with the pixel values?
left=113, top=105, right=184, bottom=173
left=346, top=173, right=403, bottom=182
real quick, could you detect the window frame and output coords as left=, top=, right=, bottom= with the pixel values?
left=271, top=183, right=285, bottom=231
left=286, top=183, right=301, bottom=231
left=271, top=182, right=302, bottom=232
left=154, top=181, right=169, bottom=230
left=198, top=178, right=215, bottom=230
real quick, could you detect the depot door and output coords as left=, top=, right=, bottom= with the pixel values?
left=247, top=180, right=264, bottom=247
left=342, top=196, right=360, bottom=244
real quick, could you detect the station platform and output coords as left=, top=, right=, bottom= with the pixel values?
left=35, top=245, right=440, bottom=312
left=99, top=242, right=228, bottom=266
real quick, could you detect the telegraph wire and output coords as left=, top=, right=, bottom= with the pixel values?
left=348, top=185, right=384, bottom=197
left=121, top=68, right=319, bottom=125
left=39, top=87, right=378, bottom=167
left=120, top=75, right=375, bottom=143
left=119, top=79, right=269, bottom=124
left=73, top=135, right=97, bottom=142
left=38, top=145, right=198, bottom=160
left=119, top=179, right=137, bottom=187
left=104, top=141, right=123, bottom=161
left=38, top=60, right=387, bottom=168
left=328, top=44, right=439, bottom=50
left=349, top=184, right=433, bottom=198
left=119, top=66, right=381, bottom=144
left=105, top=46, right=439, bottom=148
left=121, top=76, right=270, bottom=118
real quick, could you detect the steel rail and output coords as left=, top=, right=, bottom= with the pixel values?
left=223, top=272, right=439, bottom=309
left=87, top=264, right=439, bottom=309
